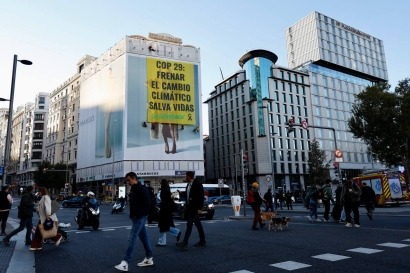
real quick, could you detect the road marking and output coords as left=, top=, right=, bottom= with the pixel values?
left=347, top=247, right=384, bottom=254
left=270, top=261, right=311, bottom=271
left=75, top=231, right=90, bottom=234
left=377, top=242, right=410, bottom=248
left=101, top=229, right=115, bottom=231
left=312, top=253, right=350, bottom=261
left=229, top=271, right=254, bottom=273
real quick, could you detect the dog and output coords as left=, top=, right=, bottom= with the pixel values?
left=260, top=211, right=278, bottom=230
left=270, top=216, right=291, bottom=231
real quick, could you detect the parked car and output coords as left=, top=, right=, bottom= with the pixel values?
left=62, top=196, right=86, bottom=208
left=212, top=195, right=232, bottom=204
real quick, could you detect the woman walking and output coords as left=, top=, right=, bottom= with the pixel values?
left=156, top=179, right=181, bottom=246
left=30, top=187, right=62, bottom=250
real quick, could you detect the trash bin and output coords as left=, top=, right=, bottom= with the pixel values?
left=231, top=196, right=241, bottom=216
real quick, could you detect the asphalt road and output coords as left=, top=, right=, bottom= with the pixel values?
left=27, top=203, right=410, bottom=273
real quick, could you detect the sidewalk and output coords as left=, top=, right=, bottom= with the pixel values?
left=0, top=218, right=35, bottom=273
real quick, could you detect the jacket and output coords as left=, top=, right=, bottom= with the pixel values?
left=0, top=191, right=12, bottom=210
left=128, top=183, right=151, bottom=219
left=18, top=190, right=35, bottom=219
left=186, top=178, right=204, bottom=210
left=361, top=186, right=376, bottom=204
left=158, top=188, right=175, bottom=232
left=322, top=184, right=333, bottom=201
left=252, top=188, right=264, bottom=207
left=341, top=183, right=362, bottom=205
left=37, top=195, right=58, bottom=224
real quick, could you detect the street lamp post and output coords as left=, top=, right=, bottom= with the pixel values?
left=259, top=98, right=276, bottom=193
left=1, top=55, right=32, bottom=186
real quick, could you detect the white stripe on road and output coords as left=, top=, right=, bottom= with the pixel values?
left=347, top=247, right=384, bottom=254
left=312, top=253, right=350, bottom=261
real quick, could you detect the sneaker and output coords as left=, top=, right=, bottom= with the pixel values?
left=306, top=216, right=313, bottom=222
left=176, top=231, right=181, bottom=242
left=367, top=213, right=373, bottom=220
left=2, top=238, right=10, bottom=246
left=115, top=260, right=128, bottom=272
left=322, top=218, right=328, bottom=222
left=176, top=241, right=187, bottom=250
left=29, top=247, right=42, bottom=251
left=194, top=241, right=206, bottom=247
left=354, top=224, right=361, bottom=228
left=345, top=223, right=353, bottom=228
left=137, top=257, right=154, bottom=267
left=338, top=220, right=345, bottom=224
left=316, top=218, right=322, bottom=222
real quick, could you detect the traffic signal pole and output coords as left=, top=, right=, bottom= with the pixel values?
left=288, top=120, right=343, bottom=181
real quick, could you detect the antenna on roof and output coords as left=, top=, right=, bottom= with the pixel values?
left=219, top=67, right=224, bottom=80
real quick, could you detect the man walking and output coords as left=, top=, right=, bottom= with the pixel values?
left=0, top=185, right=13, bottom=236
left=321, top=179, right=334, bottom=221
left=3, top=186, right=35, bottom=246
left=341, top=180, right=362, bottom=227
left=176, top=171, right=206, bottom=249
left=115, top=172, right=154, bottom=271
left=361, top=182, right=376, bottom=220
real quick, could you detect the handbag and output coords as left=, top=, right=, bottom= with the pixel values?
left=51, top=199, right=61, bottom=215
left=38, top=221, right=58, bottom=239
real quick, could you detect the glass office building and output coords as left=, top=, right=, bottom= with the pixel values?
left=286, top=11, right=387, bottom=179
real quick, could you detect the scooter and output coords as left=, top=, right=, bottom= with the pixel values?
left=111, top=200, right=125, bottom=214
left=75, top=199, right=100, bottom=230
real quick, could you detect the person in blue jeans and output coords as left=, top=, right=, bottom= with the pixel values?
left=156, top=179, right=181, bottom=246
left=115, top=172, right=154, bottom=272
left=3, top=186, right=35, bottom=246
left=306, top=184, right=322, bottom=222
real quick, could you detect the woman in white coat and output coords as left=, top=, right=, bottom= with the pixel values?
left=30, top=187, right=62, bottom=250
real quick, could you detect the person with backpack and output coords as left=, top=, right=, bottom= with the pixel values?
left=248, top=182, right=265, bottom=230
left=321, top=179, right=334, bottom=222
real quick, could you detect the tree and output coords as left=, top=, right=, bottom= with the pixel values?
left=348, top=79, right=410, bottom=177
left=307, top=139, right=328, bottom=186
left=34, top=161, right=67, bottom=191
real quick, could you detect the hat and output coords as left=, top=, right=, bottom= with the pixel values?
left=252, top=182, right=259, bottom=188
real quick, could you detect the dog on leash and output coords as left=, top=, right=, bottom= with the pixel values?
left=272, top=216, right=291, bottom=231
left=260, top=211, right=278, bottom=230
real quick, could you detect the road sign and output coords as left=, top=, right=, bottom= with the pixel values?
left=218, top=179, right=224, bottom=188
left=301, top=120, right=308, bottom=130
left=335, top=149, right=343, bottom=158
left=266, top=175, right=271, bottom=182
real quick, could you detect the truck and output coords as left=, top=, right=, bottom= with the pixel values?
left=353, top=171, right=410, bottom=206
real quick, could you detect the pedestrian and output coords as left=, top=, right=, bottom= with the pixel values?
left=3, top=186, right=35, bottom=247
left=0, top=185, right=13, bottom=236
left=263, top=189, right=274, bottom=212
left=331, top=183, right=343, bottom=223
left=361, top=182, right=376, bottom=220
left=249, top=182, right=266, bottom=230
left=285, top=190, right=293, bottom=210
left=30, top=187, right=62, bottom=250
left=306, top=184, right=322, bottom=222
left=321, top=179, right=334, bottom=221
left=115, top=172, right=154, bottom=271
left=275, top=190, right=283, bottom=209
left=341, top=180, right=362, bottom=227
left=156, top=179, right=181, bottom=247
left=176, top=171, right=206, bottom=249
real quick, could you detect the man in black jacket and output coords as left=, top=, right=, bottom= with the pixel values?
left=177, top=171, right=206, bottom=249
left=115, top=172, right=153, bottom=272
left=3, top=186, right=35, bottom=246
left=361, top=182, right=376, bottom=220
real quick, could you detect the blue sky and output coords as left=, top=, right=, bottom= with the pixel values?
left=1, top=0, right=409, bottom=134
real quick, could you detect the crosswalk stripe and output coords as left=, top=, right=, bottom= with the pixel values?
left=377, top=242, right=410, bottom=248
left=270, top=261, right=311, bottom=271
left=347, top=247, right=384, bottom=254
left=312, top=253, right=350, bottom=261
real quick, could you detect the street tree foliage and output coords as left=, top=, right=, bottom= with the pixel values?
left=34, top=161, right=67, bottom=191
left=307, top=139, right=328, bottom=186
left=348, top=79, right=410, bottom=176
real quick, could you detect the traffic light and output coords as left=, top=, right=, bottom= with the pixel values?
left=286, top=118, right=295, bottom=134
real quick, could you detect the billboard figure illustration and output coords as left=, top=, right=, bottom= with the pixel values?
left=150, top=123, right=179, bottom=154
